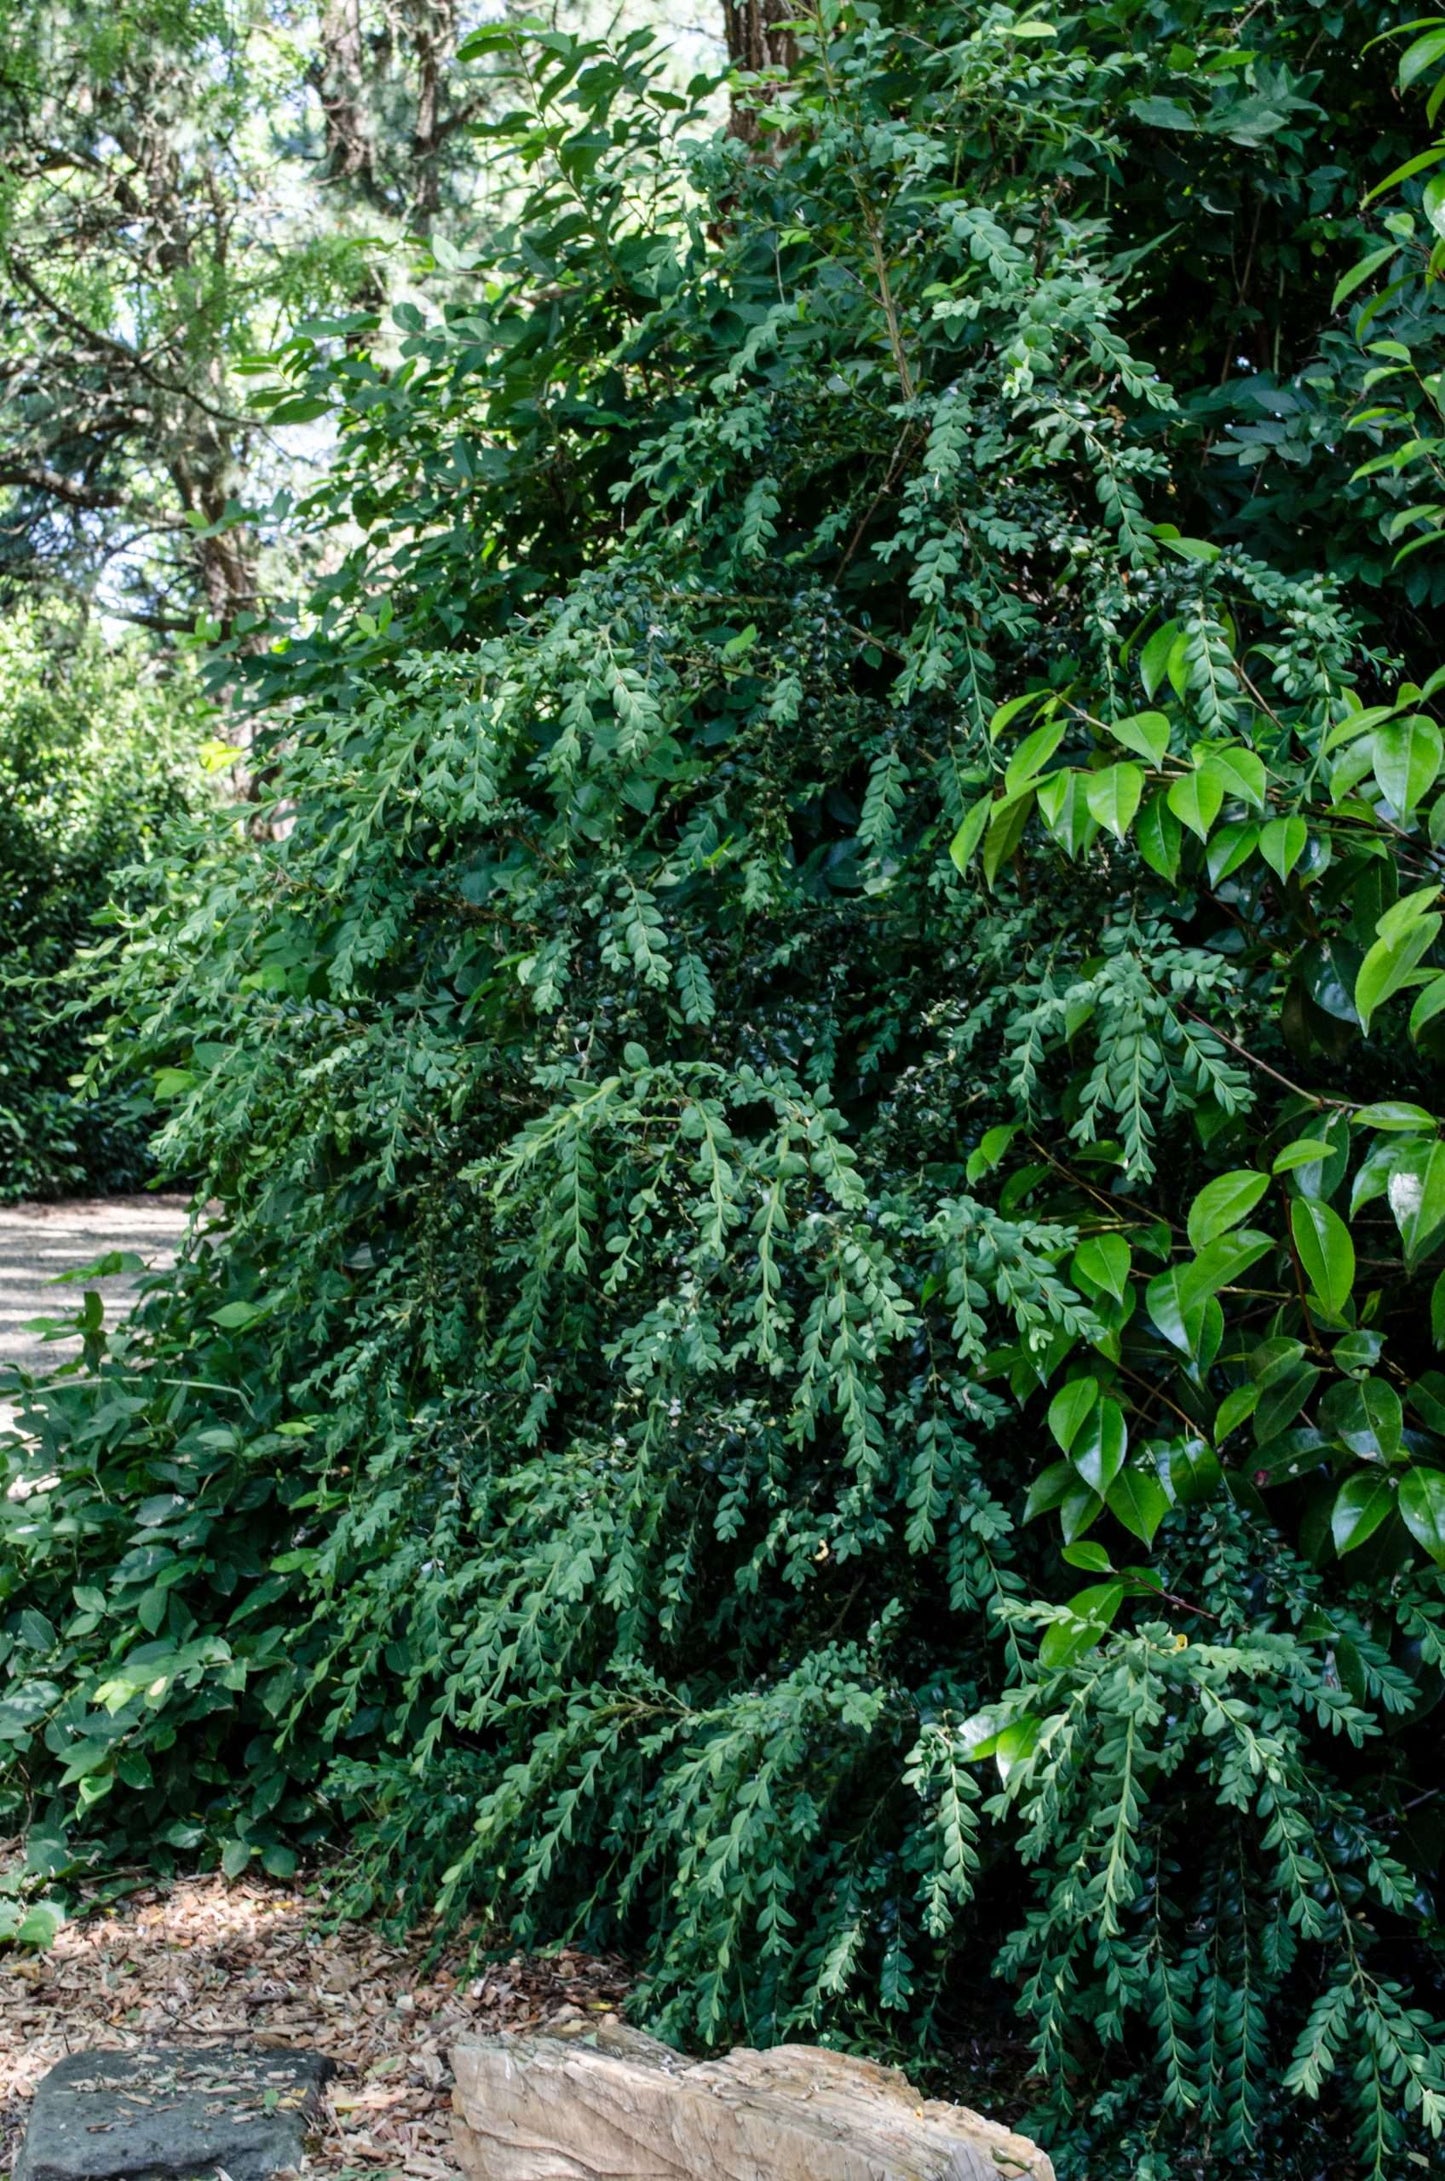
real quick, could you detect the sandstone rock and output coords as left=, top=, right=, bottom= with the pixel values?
left=15, top=2043, right=333, bottom=2181
left=450, top=2022, right=1052, bottom=2181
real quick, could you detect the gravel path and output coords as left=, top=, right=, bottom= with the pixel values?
left=0, top=1194, right=192, bottom=1391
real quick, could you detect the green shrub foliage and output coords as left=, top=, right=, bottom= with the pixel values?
left=4, top=7, right=1445, bottom=2174
left=0, top=613, right=206, bottom=1199
left=1334, top=11, right=1445, bottom=568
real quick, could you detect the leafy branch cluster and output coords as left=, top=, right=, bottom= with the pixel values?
left=3, top=6, right=1445, bottom=2177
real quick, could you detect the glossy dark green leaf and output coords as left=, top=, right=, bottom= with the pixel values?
left=1138, top=622, right=1181, bottom=701
left=1213, top=1383, right=1260, bottom=1440
left=1024, top=1461, right=1074, bottom=1522
left=982, top=788, right=1034, bottom=886
left=1206, top=819, right=1259, bottom=885
left=1388, top=1138, right=1445, bottom=1263
left=1253, top=1362, right=1321, bottom=1443
left=1319, top=1376, right=1403, bottom=1461
left=1169, top=1436, right=1223, bottom=1504
left=1178, top=1228, right=1274, bottom=1306
left=1250, top=1425, right=1329, bottom=1486
left=1408, top=1371, right=1445, bottom=1435
left=1136, top=790, right=1182, bottom=880
left=1047, top=1377, right=1099, bottom=1454
left=1061, top=1540, right=1113, bottom=1573
left=1258, top=813, right=1307, bottom=881
left=1352, top=1101, right=1438, bottom=1131
left=1409, top=972, right=1445, bottom=1039
left=1186, top=1170, right=1269, bottom=1250
left=1106, top=1467, right=1169, bottom=1544
left=1145, top=1267, right=1209, bottom=1356
left=990, top=1715, right=1045, bottom=1782
left=1272, top=1136, right=1334, bottom=1175
left=1203, top=745, right=1267, bottom=809
left=1071, top=1233, right=1131, bottom=1301
left=1355, top=912, right=1441, bottom=1035
left=1400, top=26, right=1445, bottom=91
left=1059, top=1479, right=1105, bottom=1543
left=1331, top=1471, right=1397, bottom=1555
left=1039, top=1582, right=1125, bottom=1669
left=1303, top=938, right=1364, bottom=1025
left=1289, top=1198, right=1355, bottom=1313
left=1399, top=1467, right=1445, bottom=1562
left=1333, top=1330, right=1384, bottom=1374
left=1005, top=721, right=1066, bottom=797
left=1069, top=1398, right=1127, bottom=1495
left=1036, top=768, right=1100, bottom=856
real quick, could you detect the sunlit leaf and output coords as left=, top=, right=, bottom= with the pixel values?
left=1084, top=762, right=1145, bottom=841
left=1005, top=721, right=1066, bottom=796
left=1061, top=1540, right=1112, bottom=1572
left=982, top=788, right=1034, bottom=885
left=1105, top=710, right=1171, bottom=765
left=1355, top=914, right=1440, bottom=1035
left=1203, top=745, right=1267, bottom=809
left=1258, top=813, right=1307, bottom=882
left=1372, top=715, right=1443, bottom=814
left=1167, top=767, right=1224, bottom=841
left=948, top=795, right=991, bottom=874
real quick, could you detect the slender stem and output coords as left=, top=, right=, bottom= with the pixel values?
left=1179, top=1007, right=1355, bottom=1111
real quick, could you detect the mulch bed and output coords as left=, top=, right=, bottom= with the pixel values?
left=0, top=1874, right=629, bottom=2179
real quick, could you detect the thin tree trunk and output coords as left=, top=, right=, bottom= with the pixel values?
left=722, top=0, right=796, bottom=142
left=407, top=0, right=457, bottom=228
left=315, top=0, right=380, bottom=199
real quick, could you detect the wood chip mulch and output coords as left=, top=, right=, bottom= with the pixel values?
left=0, top=1873, right=630, bottom=2180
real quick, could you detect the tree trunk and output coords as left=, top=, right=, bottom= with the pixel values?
left=315, top=0, right=380, bottom=200
left=406, top=0, right=458, bottom=228
left=723, top=0, right=797, bottom=142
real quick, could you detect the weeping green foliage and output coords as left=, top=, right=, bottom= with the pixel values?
left=4, top=7, right=1445, bottom=2176
left=1331, top=12, right=1445, bottom=570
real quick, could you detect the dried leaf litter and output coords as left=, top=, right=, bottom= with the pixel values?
left=0, top=1873, right=629, bottom=2180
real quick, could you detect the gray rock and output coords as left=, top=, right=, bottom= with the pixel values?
left=15, top=2045, right=333, bottom=2181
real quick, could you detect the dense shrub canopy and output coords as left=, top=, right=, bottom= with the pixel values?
left=0, top=612, right=207, bottom=1198
left=5, top=7, right=1445, bottom=2178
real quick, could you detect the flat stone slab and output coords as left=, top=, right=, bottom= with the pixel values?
left=15, top=2045, right=333, bottom=2181
left=451, top=2024, right=1053, bottom=2181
